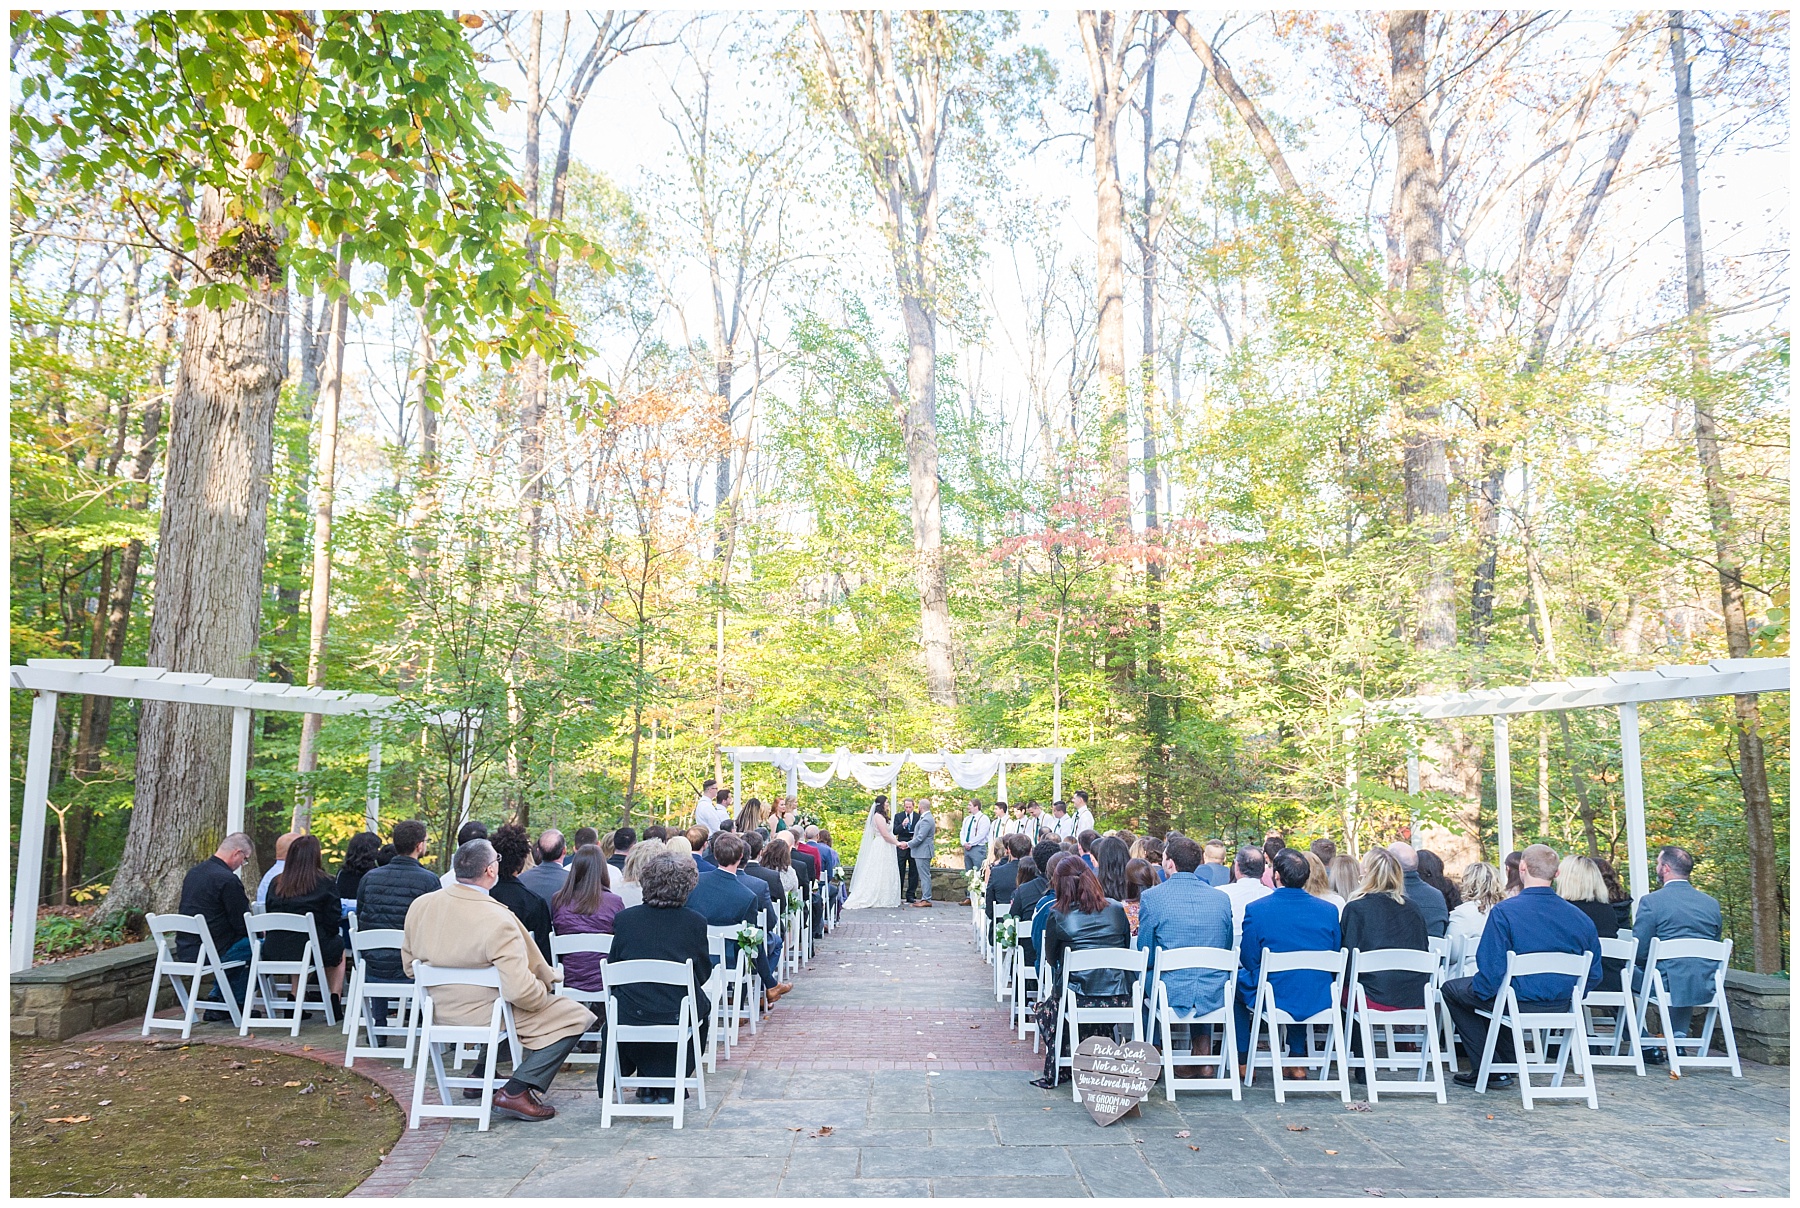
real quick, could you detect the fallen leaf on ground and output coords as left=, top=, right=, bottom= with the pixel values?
left=283, top=1081, right=304, bottom=1088
left=226, top=1061, right=247, bottom=1069
left=97, top=1100, right=111, bottom=1107
left=44, top=1116, right=92, bottom=1124
left=300, top=1045, right=314, bottom=1052
left=810, top=1126, right=833, bottom=1137
left=177, top=1095, right=191, bottom=1103
left=296, top=1139, right=320, bottom=1148
left=1175, top=1130, right=1191, bottom=1138
left=1345, top=1102, right=1371, bottom=1112
left=1485, top=1114, right=1493, bottom=1120
left=298, top=1084, right=316, bottom=1094
left=788, top=1126, right=804, bottom=1132
left=1325, top=1149, right=1339, bottom=1156
left=1365, top=1189, right=1386, bottom=1198
left=1285, top=1124, right=1310, bottom=1132
left=250, top=1079, right=265, bottom=1086
left=62, top=1063, right=85, bottom=1070
left=1188, top=1145, right=1201, bottom=1151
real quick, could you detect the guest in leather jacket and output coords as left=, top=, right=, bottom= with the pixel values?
left=1032, top=857, right=1132, bottom=1088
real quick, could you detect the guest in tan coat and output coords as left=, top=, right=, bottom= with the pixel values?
left=403, top=837, right=594, bottom=1122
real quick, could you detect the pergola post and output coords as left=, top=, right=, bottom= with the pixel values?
left=785, top=763, right=798, bottom=801
left=365, top=717, right=383, bottom=832
left=1052, top=758, right=1062, bottom=803
left=1406, top=740, right=1421, bottom=842
left=12, top=690, right=59, bottom=973
left=456, top=717, right=477, bottom=830
left=1494, top=715, right=1514, bottom=859
left=997, top=760, right=1009, bottom=804
left=1342, top=724, right=1359, bottom=858
left=732, top=757, right=741, bottom=809
left=1618, top=702, right=1650, bottom=903
left=227, top=706, right=252, bottom=836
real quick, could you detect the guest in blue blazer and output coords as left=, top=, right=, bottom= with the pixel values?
left=684, top=832, right=789, bottom=1010
left=1236, top=848, right=1342, bottom=1068
left=1137, top=836, right=1234, bottom=1046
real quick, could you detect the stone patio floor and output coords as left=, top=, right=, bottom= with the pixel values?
left=116, top=902, right=1790, bottom=1197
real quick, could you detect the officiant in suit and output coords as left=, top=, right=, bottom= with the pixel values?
left=894, top=799, right=921, bottom=903
left=903, top=800, right=937, bottom=908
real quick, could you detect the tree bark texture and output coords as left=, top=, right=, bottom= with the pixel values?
left=106, top=186, right=287, bottom=916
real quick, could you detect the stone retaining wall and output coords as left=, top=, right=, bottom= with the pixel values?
left=1724, top=969, right=1789, bottom=1065
left=11, top=941, right=172, bottom=1041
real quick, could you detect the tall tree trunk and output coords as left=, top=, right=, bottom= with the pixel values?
left=1139, top=26, right=1170, bottom=837
left=105, top=186, right=287, bottom=916
left=899, top=292, right=957, bottom=707
left=293, top=244, right=352, bottom=831
left=1670, top=10, right=1780, bottom=971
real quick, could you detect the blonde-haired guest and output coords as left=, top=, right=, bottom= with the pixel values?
left=1340, top=847, right=1430, bottom=1012
left=1556, top=853, right=1623, bottom=991
left=615, top=837, right=668, bottom=910
left=1326, top=854, right=1362, bottom=904
left=1447, top=863, right=1505, bottom=976
left=1304, top=850, right=1346, bottom=913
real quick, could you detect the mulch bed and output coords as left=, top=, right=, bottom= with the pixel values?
left=11, top=1036, right=405, bottom=1197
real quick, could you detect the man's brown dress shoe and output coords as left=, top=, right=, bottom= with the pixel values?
left=491, top=1085, right=556, bottom=1122
left=914, top=899, right=933, bottom=908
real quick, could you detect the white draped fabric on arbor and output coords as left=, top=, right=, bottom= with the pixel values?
left=725, top=746, right=1073, bottom=804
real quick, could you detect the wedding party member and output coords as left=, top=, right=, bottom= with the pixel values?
left=959, top=801, right=992, bottom=879
left=1388, top=842, right=1449, bottom=938
left=1630, top=845, right=1724, bottom=1053
left=1070, top=791, right=1096, bottom=836
left=336, top=832, right=382, bottom=904
left=1220, top=846, right=1272, bottom=945
left=843, top=799, right=905, bottom=909
left=179, top=832, right=255, bottom=1014
left=549, top=845, right=624, bottom=993
left=1136, top=835, right=1233, bottom=1050
left=1304, top=850, right=1345, bottom=912
left=441, top=821, right=490, bottom=888
left=1447, top=863, right=1504, bottom=976
left=1416, top=849, right=1462, bottom=910
left=600, top=851, right=713, bottom=1104
left=735, top=798, right=764, bottom=835
left=1236, top=848, right=1340, bottom=1077
left=695, top=778, right=730, bottom=833
left=256, top=830, right=298, bottom=906
left=1046, top=800, right=1078, bottom=841
left=1195, top=839, right=1232, bottom=887
left=355, top=819, right=440, bottom=1028
left=264, top=833, right=348, bottom=1014
left=608, top=828, right=635, bottom=872
left=893, top=799, right=921, bottom=903
left=1326, top=854, right=1362, bottom=904
left=903, top=800, right=937, bottom=907
left=616, top=838, right=668, bottom=910
left=519, top=829, right=568, bottom=904
left=714, top=788, right=734, bottom=828
left=1031, top=858, right=1132, bottom=1088
left=491, top=824, right=554, bottom=962
left=404, top=838, right=594, bottom=1121
left=1557, top=854, right=1623, bottom=992
left=1442, top=844, right=1602, bottom=1086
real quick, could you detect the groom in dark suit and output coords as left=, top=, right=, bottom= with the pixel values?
left=894, top=798, right=921, bottom=903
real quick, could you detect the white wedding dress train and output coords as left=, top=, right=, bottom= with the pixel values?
left=843, top=809, right=903, bottom=910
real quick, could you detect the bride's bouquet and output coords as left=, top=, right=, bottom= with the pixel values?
left=733, top=922, right=765, bottom=956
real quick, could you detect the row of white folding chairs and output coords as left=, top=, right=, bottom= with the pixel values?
left=142, top=911, right=337, bottom=1040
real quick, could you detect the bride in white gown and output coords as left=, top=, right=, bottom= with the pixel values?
left=843, top=800, right=903, bottom=910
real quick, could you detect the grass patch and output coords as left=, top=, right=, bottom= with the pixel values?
left=11, top=1037, right=405, bottom=1197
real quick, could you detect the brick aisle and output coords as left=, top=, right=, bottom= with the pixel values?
left=725, top=906, right=1038, bottom=1071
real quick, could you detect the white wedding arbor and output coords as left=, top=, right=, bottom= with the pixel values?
left=9, top=658, right=396, bottom=972
left=721, top=745, right=1076, bottom=806
left=1342, top=657, right=1789, bottom=905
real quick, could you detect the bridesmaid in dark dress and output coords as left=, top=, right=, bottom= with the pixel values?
left=601, top=851, right=712, bottom=1104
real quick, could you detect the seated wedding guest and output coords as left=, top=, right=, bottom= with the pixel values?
left=569, top=827, right=599, bottom=868
left=1388, top=842, right=1449, bottom=937
left=1122, top=858, right=1157, bottom=934
left=256, top=830, right=298, bottom=906
left=741, top=830, right=787, bottom=909
left=1094, top=834, right=1132, bottom=902
left=599, top=832, right=616, bottom=864
left=761, top=836, right=798, bottom=897
left=441, top=821, right=489, bottom=888
left=1341, top=848, right=1429, bottom=1010
left=1310, top=837, right=1337, bottom=865
left=1502, top=850, right=1523, bottom=897
left=375, top=842, right=397, bottom=867
left=609, top=828, right=635, bottom=872
left=1260, top=832, right=1286, bottom=887
left=1136, top=835, right=1232, bottom=1054
left=519, top=829, right=568, bottom=904
left=1031, top=858, right=1132, bottom=1089
left=1326, top=854, right=1362, bottom=905
left=1304, top=850, right=1345, bottom=912
left=790, top=829, right=825, bottom=934
left=685, top=825, right=714, bottom=868
left=1139, top=837, right=1165, bottom=882
left=404, top=838, right=594, bottom=1121
left=666, top=836, right=694, bottom=860
left=1029, top=853, right=1074, bottom=961
left=603, top=850, right=713, bottom=1104
left=642, top=824, right=670, bottom=842
left=720, top=833, right=789, bottom=998
left=549, top=845, right=624, bottom=993
left=692, top=832, right=788, bottom=1010
left=354, top=819, right=440, bottom=1030
left=1195, top=839, right=1232, bottom=887
left=616, top=838, right=668, bottom=910
left=1237, top=848, right=1340, bottom=1078
left=181, top=832, right=255, bottom=1017
left=491, top=824, right=554, bottom=962
left=1075, top=829, right=1101, bottom=871
left=1631, top=845, right=1724, bottom=1059
left=1416, top=849, right=1462, bottom=911
left=1592, top=856, right=1633, bottom=930
left=1220, top=846, right=1272, bottom=945
left=1010, top=841, right=1061, bottom=955
left=1441, top=844, right=1601, bottom=1087
left=1556, top=854, right=1623, bottom=991
left=812, top=826, right=844, bottom=915
left=265, top=833, right=349, bottom=1016
left=336, top=832, right=382, bottom=904
left=1446, top=863, right=1505, bottom=976
left=984, top=833, right=1032, bottom=937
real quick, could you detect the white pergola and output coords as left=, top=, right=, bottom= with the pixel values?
left=1343, top=657, right=1789, bottom=905
left=721, top=745, right=1076, bottom=806
left=9, top=658, right=397, bottom=972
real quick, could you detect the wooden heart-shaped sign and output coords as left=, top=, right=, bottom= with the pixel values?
left=1073, top=1036, right=1161, bottom=1126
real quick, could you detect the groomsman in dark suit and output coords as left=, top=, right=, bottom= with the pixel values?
left=894, top=798, right=921, bottom=903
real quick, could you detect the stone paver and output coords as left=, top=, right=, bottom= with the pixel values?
left=97, top=904, right=1792, bottom=1197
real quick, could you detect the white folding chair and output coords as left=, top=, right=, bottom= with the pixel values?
left=701, top=932, right=736, bottom=1071
left=407, top=963, right=521, bottom=1132
left=1582, top=935, right=1645, bottom=1074
left=344, top=928, right=419, bottom=1067
left=1243, top=948, right=1351, bottom=1103
left=142, top=913, right=245, bottom=1038
left=1473, top=950, right=1598, bottom=1109
left=1638, top=937, right=1741, bottom=1077
left=1346, top=948, right=1446, bottom=1103
left=1426, top=936, right=1462, bottom=1073
left=1013, top=938, right=1039, bottom=1040
left=974, top=893, right=992, bottom=962
left=992, top=904, right=1014, bottom=1002
left=1150, top=946, right=1240, bottom=1101
left=1055, top=947, right=1147, bottom=1101
left=599, top=958, right=708, bottom=1130
left=240, top=911, right=336, bottom=1037
left=549, top=932, right=611, bottom=1067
